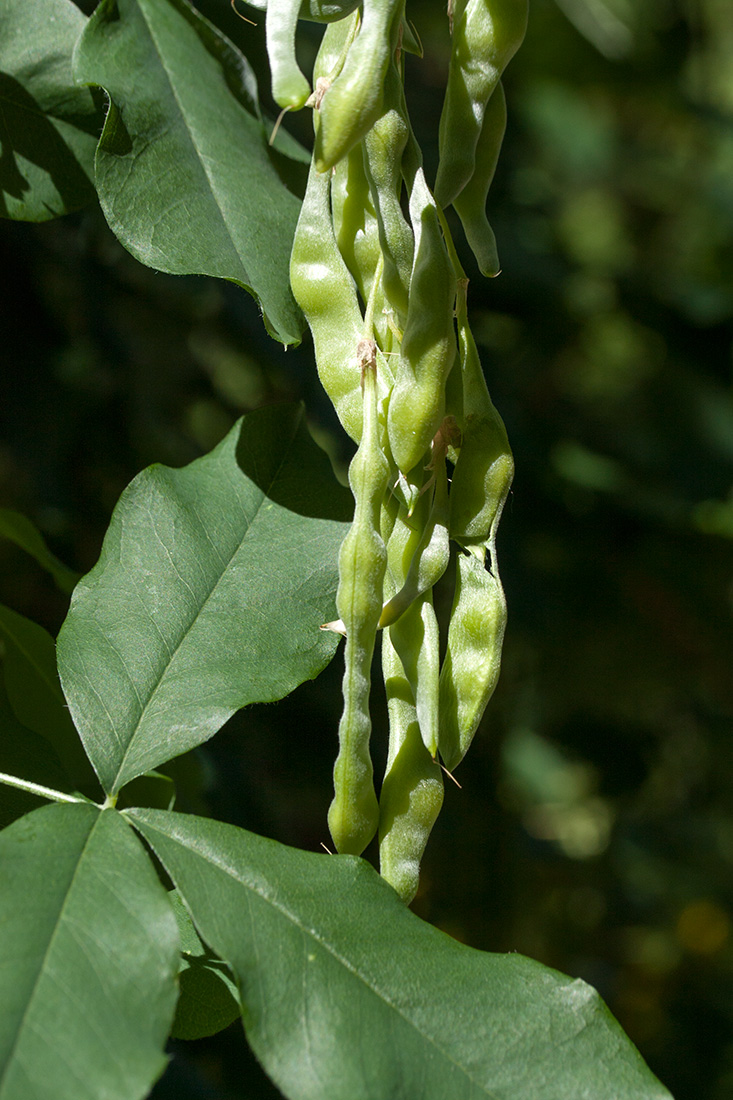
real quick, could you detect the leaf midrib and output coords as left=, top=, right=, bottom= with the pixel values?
left=0, top=808, right=103, bottom=1098
left=136, top=0, right=251, bottom=279
left=135, top=815, right=500, bottom=1100
left=111, top=417, right=299, bottom=790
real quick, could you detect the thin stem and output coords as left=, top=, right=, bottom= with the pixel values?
left=268, top=106, right=291, bottom=147
left=0, top=771, right=88, bottom=806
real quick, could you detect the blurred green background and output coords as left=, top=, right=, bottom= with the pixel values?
left=1, top=0, right=732, bottom=1096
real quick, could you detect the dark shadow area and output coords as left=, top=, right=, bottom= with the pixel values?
left=0, top=73, right=100, bottom=216
left=233, top=403, right=352, bottom=521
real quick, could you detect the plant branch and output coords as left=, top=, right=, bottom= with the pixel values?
left=0, top=771, right=89, bottom=806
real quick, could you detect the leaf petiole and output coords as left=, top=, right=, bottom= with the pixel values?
left=0, top=771, right=89, bottom=806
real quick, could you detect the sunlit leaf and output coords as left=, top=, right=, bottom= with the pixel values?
left=57, top=404, right=350, bottom=795
left=130, top=808, right=674, bottom=1100
left=72, top=0, right=304, bottom=344
left=0, top=803, right=179, bottom=1100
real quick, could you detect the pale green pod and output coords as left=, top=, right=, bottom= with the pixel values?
left=301, top=0, right=359, bottom=21
left=312, top=9, right=359, bottom=86
left=380, top=464, right=445, bottom=757
left=289, top=160, right=365, bottom=443
left=389, top=465, right=427, bottom=517
left=438, top=551, right=507, bottom=772
left=453, top=80, right=507, bottom=277
left=244, top=0, right=360, bottom=22
left=442, top=340, right=465, bottom=449
left=266, top=0, right=311, bottom=109
left=379, top=628, right=444, bottom=903
left=331, top=144, right=383, bottom=314
left=387, top=169, right=457, bottom=475
left=380, top=489, right=400, bottom=549
left=329, top=352, right=390, bottom=855
left=435, top=0, right=528, bottom=207
left=363, top=60, right=414, bottom=322
left=449, top=313, right=513, bottom=547
left=245, top=0, right=418, bottom=38
left=379, top=449, right=450, bottom=628
left=315, top=0, right=403, bottom=171
left=401, top=114, right=423, bottom=193
left=384, top=483, right=430, bottom=589
left=389, top=590, right=441, bottom=757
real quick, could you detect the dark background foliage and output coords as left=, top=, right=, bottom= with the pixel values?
left=1, top=0, right=732, bottom=1097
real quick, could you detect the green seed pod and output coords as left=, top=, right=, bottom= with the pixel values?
left=331, top=143, right=383, bottom=314
left=438, top=550, right=507, bottom=772
left=443, top=343, right=464, bottom=446
left=289, top=160, right=365, bottom=442
left=384, top=469, right=429, bottom=570
left=266, top=0, right=311, bottom=110
left=387, top=463, right=427, bottom=518
left=363, top=60, right=414, bottom=322
left=245, top=0, right=360, bottom=24
left=379, top=628, right=444, bottom=904
left=312, top=9, right=359, bottom=87
left=379, top=512, right=449, bottom=627
left=315, top=0, right=403, bottom=172
left=449, top=289, right=513, bottom=547
left=453, top=80, right=507, bottom=277
left=298, top=0, right=359, bottom=21
left=389, top=589, right=441, bottom=757
left=435, top=0, right=527, bottom=207
left=249, top=0, right=419, bottom=35
left=380, top=494, right=399, bottom=558
left=379, top=441, right=450, bottom=628
left=401, top=111, right=423, bottom=193
left=379, top=455, right=448, bottom=757
left=329, top=349, right=390, bottom=855
left=387, top=170, right=457, bottom=476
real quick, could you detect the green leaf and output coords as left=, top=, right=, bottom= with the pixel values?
left=0, top=603, right=97, bottom=792
left=168, top=890, right=241, bottom=1040
left=72, top=0, right=304, bottom=345
left=57, top=404, right=350, bottom=795
left=0, top=680, right=75, bottom=828
left=0, top=508, right=79, bottom=593
left=129, top=808, right=674, bottom=1100
left=0, top=0, right=101, bottom=220
left=0, top=803, right=179, bottom=1100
